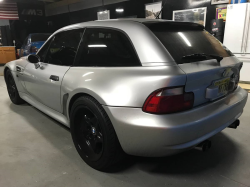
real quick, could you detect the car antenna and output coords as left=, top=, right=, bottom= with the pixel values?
left=155, top=0, right=168, bottom=19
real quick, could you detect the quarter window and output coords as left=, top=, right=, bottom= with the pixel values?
left=44, top=30, right=83, bottom=66
left=75, top=28, right=140, bottom=67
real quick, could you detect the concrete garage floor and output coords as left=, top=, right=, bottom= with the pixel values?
left=0, top=66, right=4, bottom=76
left=0, top=76, right=250, bottom=187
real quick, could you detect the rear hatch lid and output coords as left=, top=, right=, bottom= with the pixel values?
left=145, top=22, right=242, bottom=106
left=178, top=57, right=241, bottom=106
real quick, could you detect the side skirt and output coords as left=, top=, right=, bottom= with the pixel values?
left=19, top=92, right=70, bottom=127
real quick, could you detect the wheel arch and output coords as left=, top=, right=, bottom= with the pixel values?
left=68, top=93, right=88, bottom=117
left=67, top=91, right=125, bottom=153
left=67, top=92, right=106, bottom=120
left=3, top=60, right=20, bottom=81
left=3, top=66, right=10, bottom=80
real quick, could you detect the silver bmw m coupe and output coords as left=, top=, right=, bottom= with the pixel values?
left=4, top=19, right=248, bottom=171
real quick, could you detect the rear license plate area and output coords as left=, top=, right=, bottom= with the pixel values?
left=214, top=77, right=230, bottom=95
left=206, top=77, right=231, bottom=100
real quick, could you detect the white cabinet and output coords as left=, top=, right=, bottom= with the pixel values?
left=235, top=54, right=250, bottom=82
left=224, top=4, right=248, bottom=53
left=224, top=3, right=250, bottom=82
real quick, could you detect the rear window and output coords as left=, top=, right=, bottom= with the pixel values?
left=31, top=34, right=51, bottom=42
left=146, top=22, right=233, bottom=64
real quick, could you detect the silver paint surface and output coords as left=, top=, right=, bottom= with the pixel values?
left=3, top=19, right=248, bottom=157
left=104, top=87, right=248, bottom=156
left=179, top=57, right=242, bottom=106
left=22, top=62, right=70, bottom=112
left=62, top=66, right=186, bottom=109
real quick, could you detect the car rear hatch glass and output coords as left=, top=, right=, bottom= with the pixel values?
left=145, top=22, right=233, bottom=64
left=145, top=22, right=240, bottom=106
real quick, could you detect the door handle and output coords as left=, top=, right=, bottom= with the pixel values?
left=50, top=75, right=59, bottom=81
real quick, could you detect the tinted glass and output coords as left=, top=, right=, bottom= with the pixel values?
left=37, top=38, right=53, bottom=62
left=146, top=23, right=233, bottom=64
left=31, top=34, right=51, bottom=42
left=75, top=28, right=140, bottom=67
left=45, top=30, right=83, bottom=66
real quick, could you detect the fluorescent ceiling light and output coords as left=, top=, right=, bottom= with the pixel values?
left=99, top=10, right=108, bottom=14
left=116, top=8, right=124, bottom=13
left=178, top=32, right=192, bottom=47
left=88, top=44, right=107, bottom=48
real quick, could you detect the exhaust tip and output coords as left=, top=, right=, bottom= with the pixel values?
left=195, top=140, right=212, bottom=152
left=228, top=119, right=240, bottom=129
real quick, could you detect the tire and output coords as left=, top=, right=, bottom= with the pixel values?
left=70, top=96, right=124, bottom=171
left=5, top=69, right=25, bottom=105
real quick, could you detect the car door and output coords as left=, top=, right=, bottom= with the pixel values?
left=22, top=29, right=84, bottom=113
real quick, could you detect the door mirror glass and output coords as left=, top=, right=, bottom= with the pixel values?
left=28, top=54, right=40, bottom=64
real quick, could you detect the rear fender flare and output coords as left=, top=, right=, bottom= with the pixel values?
left=66, top=88, right=107, bottom=121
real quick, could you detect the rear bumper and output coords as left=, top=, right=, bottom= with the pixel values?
left=103, top=87, right=248, bottom=157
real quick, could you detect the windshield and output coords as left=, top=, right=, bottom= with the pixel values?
left=31, top=34, right=51, bottom=42
left=146, top=23, right=233, bottom=64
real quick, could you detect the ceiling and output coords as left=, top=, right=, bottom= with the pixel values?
left=1, top=0, right=64, bottom=4
left=1, top=0, right=129, bottom=16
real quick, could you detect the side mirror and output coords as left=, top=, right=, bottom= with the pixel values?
left=28, top=54, right=40, bottom=64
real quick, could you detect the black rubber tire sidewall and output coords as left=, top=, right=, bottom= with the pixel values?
left=5, top=69, right=25, bottom=105
left=70, top=96, right=123, bottom=171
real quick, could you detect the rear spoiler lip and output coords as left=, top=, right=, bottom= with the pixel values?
left=143, top=21, right=205, bottom=31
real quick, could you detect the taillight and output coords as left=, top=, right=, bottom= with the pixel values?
left=142, top=87, right=194, bottom=114
left=231, top=64, right=242, bottom=91
left=235, top=74, right=240, bottom=89
left=236, top=63, right=242, bottom=89
left=30, top=46, right=38, bottom=53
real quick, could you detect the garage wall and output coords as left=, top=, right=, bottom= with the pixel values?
left=46, top=0, right=129, bottom=16
left=11, top=0, right=228, bottom=44
left=161, top=0, right=227, bottom=32
left=47, top=0, right=227, bottom=32
left=0, top=20, right=9, bottom=26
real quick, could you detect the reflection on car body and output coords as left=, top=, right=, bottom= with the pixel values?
left=4, top=19, right=248, bottom=171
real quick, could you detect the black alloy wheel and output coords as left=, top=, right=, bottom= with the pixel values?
left=5, top=69, right=25, bottom=105
left=75, top=107, right=104, bottom=161
left=7, top=72, right=16, bottom=100
left=70, top=96, right=124, bottom=171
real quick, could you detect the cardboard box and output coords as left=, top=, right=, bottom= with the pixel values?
left=0, top=46, right=16, bottom=64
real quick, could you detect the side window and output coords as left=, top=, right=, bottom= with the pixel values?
left=37, top=38, right=53, bottom=62
left=44, top=30, right=83, bottom=66
left=75, top=28, right=141, bottom=67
